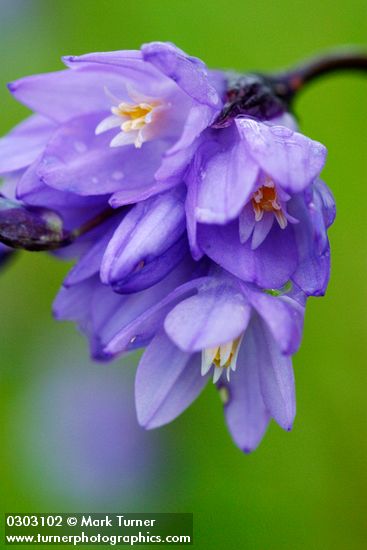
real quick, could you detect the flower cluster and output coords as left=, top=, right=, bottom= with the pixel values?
left=0, top=42, right=335, bottom=452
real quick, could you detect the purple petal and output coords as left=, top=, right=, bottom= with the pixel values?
left=251, top=212, right=274, bottom=249
left=109, top=178, right=176, bottom=207
left=195, top=138, right=259, bottom=224
left=243, top=285, right=305, bottom=355
left=155, top=138, right=198, bottom=184
left=142, top=42, right=222, bottom=108
left=222, top=322, right=270, bottom=453
left=101, top=189, right=186, bottom=288
left=167, top=104, right=215, bottom=157
left=289, top=193, right=331, bottom=296
left=198, top=220, right=298, bottom=289
left=111, top=238, right=189, bottom=293
left=315, top=179, right=336, bottom=229
left=53, top=276, right=95, bottom=334
left=0, top=115, right=56, bottom=174
left=55, top=259, right=201, bottom=360
left=16, top=159, right=107, bottom=230
left=8, top=69, right=128, bottom=122
left=239, top=203, right=256, bottom=243
left=236, top=118, right=327, bottom=193
left=164, top=283, right=251, bottom=352
left=62, top=50, right=173, bottom=97
left=37, top=113, right=165, bottom=196
left=253, top=318, right=296, bottom=430
left=104, top=272, right=210, bottom=356
left=64, top=220, right=119, bottom=286
left=184, top=148, right=204, bottom=260
left=136, top=330, right=208, bottom=429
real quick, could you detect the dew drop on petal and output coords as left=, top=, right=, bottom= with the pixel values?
left=269, top=125, right=293, bottom=138
left=74, top=141, right=87, bottom=154
left=112, top=170, right=124, bottom=181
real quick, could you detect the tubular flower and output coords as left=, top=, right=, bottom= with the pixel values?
left=0, top=43, right=334, bottom=297
left=53, top=264, right=305, bottom=453
left=185, top=115, right=333, bottom=295
left=0, top=42, right=337, bottom=452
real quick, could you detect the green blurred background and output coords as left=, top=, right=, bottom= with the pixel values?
left=0, top=0, right=366, bottom=548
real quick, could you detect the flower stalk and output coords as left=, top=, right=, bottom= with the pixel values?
left=271, top=48, right=367, bottom=104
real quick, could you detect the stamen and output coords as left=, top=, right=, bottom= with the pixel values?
left=96, top=91, right=165, bottom=149
left=251, top=178, right=288, bottom=229
left=202, top=337, right=242, bottom=383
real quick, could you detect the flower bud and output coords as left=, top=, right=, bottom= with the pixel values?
left=0, top=196, right=70, bottom=251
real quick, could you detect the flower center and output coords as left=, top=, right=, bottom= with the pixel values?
left=111, top=102, right=156, bottom=134
left=251, top=178, right=287, bottom=229
left=95, top=91, right=165, bottom=149
left=202, top=337, right=242, bottom=383
left=212, top=343, right=236, bottom=369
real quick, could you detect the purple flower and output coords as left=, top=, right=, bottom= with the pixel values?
left=0, top=42, right=226, bottom=292
left=186, top=115, right=333, bottom=295
left=0, top=43, right=337, bottom=453
left=53, top=261, right=305, bottom=452
left=0, top=42, right=334, bottom=297
left=1, top=42, right=224, bottom=199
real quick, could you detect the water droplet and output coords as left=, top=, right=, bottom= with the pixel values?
left=42, top=155, right=57, bottom=166
left=112, top=170, right=124, bottom=181
left=74, top=141, right=87, bottom=153
left=270, top=125, right=293, bottom=138
left=208, top=89, right=219, bottom=105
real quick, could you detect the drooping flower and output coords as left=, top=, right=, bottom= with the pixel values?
left=185, top=115, right=333, bottom=295
left=53, top=260, right=305, bottom=452
left=0, top=42, right=337, bottom=453
left=0, top=43, right=225, bottom=292
left=0, top=42, right=334, bottom=299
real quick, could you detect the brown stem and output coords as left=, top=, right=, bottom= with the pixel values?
left=271, top=48, right=367, bottom=103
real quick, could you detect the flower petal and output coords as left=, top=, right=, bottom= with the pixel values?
left=104, top=273, right=209, bottom=356
left=101, top=189, right=186, bottom=289
left=62, top=50, right=171, bottom=97
left=251, top=212, right=274, bottom=249
left=236, top=118, right=327, bottom=193
left=136, top=330, right=208, bottom=429
left=0, top=115, right=56, bottom=174
left=142, top=42, right=222, bottom=108
left=254, top=318, right=296, bottom=430
left=166, top=104, right=215, bottom=156
left=16, top=159, right=107, bottom=230
left=64, top=220, right=119, bottom=287
left=239, top=203, right=256, bottom=244
left=164, top=282, right=251, bottom=352
left=289, top=192, right=331, bottom=296
left=221, top=322, right=270, bottom=453
left=37, top=113, right=165, bottom=196
left=8, top=69, right=128, bottom=122
left=195, top=138, right=259, bottom=224
left=198, top=220, right=298, bottom=289
left=243, top=285, right=305, bottom=355
left=110, top=238, right=189, bottom=293
left=109, top=178, right=176, bottom=207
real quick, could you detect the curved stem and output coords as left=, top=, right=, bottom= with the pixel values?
left=271, top=49, right=367, bottom=103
